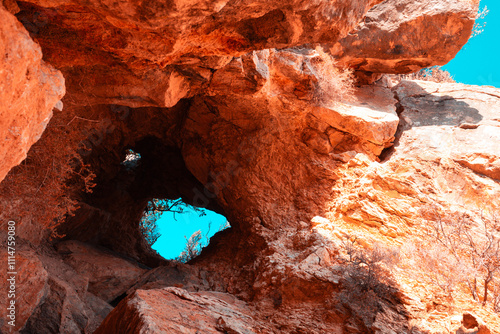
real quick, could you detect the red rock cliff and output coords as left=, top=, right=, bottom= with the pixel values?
left=3, top=0, right=500, bottom=333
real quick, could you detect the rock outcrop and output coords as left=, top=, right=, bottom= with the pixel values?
left=394, top=80, right=500, bottom=182
left=95, top=288, right=267, bottom=334
left=0, top=5, right=64, bottom=182
left=331, top=0, right=478, bottom=80
left=3, top=0, right=500, bottom=333
left=14, top=0, right=383, bottom=108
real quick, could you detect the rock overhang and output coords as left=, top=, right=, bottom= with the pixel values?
left=2, top=0, right=499, bottom=332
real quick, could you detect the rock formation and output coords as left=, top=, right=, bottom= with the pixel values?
left=3, top=0, right=500, bottom=333
left=331, top=0, right=478, bottom=81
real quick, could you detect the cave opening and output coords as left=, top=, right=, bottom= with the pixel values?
left=140, top=197, right=230, bottom=262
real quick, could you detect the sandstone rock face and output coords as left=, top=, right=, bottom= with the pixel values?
left=310, top=85, right=399, bottom=157
left=1, top=0, right=498, bottom=333
left=179, top=48, right=403, bottom=228
left=55, top=240, right=147, bottom=303
left=0, top=242, right=121, bottom=333
left=332, top=0, right=478, bottom=77
left=14, top=0, right=382, bottom=108
left=19, top=0, right=379, bottom=66
left=0, top=250, right=48, bottom=333
left=0, top=0, right=478, bottom=183
left=0, top=5, right=65, bottom=182
left=95, top=287, right=267, bottom=334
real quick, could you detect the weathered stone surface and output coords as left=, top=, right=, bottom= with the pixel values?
left=61, top=66, right=199, bottom=108
left=11, top=0, right=382, bottom=109
left=94, top=287, right=266, bottom=334
left=0, top=242, right=115, bottom=334
left=55, top=240, right=148, bottom=302
left=311, top=84, right=399, bottom=156
left=4, top=65, right=500, bottom=334
left=1, top=0, right=19, bottom=14
left=13, top=243, right=131, bottom=334
left=180, top=49, right=400, bottom=230
left=2, top=0, right=500, bottom=332
left=331, top=0, right=478, bottom=77
left=0, top=5, right=65, bottom=182
left=125, top=263, right=215, bottom=294
left=394, top=80, right=500, bottom=181
left=456, top=313, right=492, bottom=334
left=18, top=0, right=380, bottom=68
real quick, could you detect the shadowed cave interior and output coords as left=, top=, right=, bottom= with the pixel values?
left=59, top=132, right=229, bottom=267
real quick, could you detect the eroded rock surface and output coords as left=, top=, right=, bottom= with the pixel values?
left=95, top=287, right=267, bottom=334
left=0, top=250, right=48, bottom=332
left=394, top=80, right=500, bottom=181
left=0, top=5, right=64, bottom=182
left=14, top=0, right=382, bottom=108
left=55, top=240, right=148, bottom=303
left=332, top=0, right=478, bottom=80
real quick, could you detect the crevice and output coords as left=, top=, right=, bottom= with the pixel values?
left=378, top=91, right=407, bottom=162
left=109, top=293, right=127, bottom=307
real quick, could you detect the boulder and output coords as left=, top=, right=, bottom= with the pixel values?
left=393, top=80, right=500, bottom=181
left=55, top=240, right=148, bottom=303
left=331, top=0, right=478, bottom=78
left=94, top=287, right=264, bottom=334
left=0, top=5, right=64, bottom=182
left=0, top=250, right=48, bottom=333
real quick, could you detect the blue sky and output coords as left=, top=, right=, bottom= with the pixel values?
left=151, top=200, right=227, bottom=260
left=443, top=0, right=500, bottom=87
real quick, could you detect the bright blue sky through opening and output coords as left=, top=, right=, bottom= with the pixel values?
left=150, top=199, right=228, bottom=260
left=443, top=0, right=500, bottom=87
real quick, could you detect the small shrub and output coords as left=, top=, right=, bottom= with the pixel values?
left=338, top=235, right=399, bottom=294
left=312, top=47, right=354, bottom=105
left=405, top=241, right=466, bottom=298
left=175, top=220, right=230, bottom=263
left=336, top=235, right=401, bottom=328
left=175, top=230, right=204, bottom=263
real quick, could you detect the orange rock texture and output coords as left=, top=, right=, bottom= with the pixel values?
left=3, top=0, right=500, bottom=333
left=0, top=5, right=64, bottom=182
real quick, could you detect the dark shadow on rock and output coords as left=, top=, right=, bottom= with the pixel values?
left=394, top=80, right=482, bottom=127
left=57, top=107, right=225, bottom=268
left=380, top=80, right=483, bottom=162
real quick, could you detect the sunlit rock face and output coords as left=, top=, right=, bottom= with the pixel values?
left=3, top=0, right=500, bottom=333
left=0, top=6, right=64, bottom=183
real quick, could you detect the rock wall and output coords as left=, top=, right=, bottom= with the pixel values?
left=331, top=0, right=478, bottom=80
left=2, top=0, right=500, bottom=333
left=0, top=5, right=64, bottom=182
